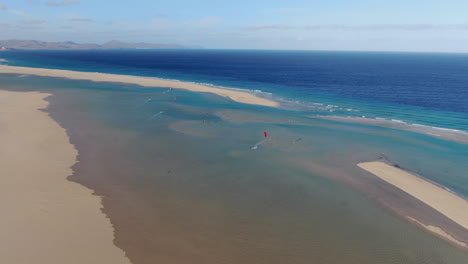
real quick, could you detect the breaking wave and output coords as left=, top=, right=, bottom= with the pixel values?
left=314, top=115, right=468, bottom=144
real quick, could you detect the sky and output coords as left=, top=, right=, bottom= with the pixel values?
left=1, top=0, right=468, bottom=52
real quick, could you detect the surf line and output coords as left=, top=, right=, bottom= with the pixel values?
left=251, top=131, right=269, bottom=150
left=149, top=111, right=164, bottom=120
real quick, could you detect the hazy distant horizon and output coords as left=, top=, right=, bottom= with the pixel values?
left=1, top=0, right=468, bottom=52
left=4, top=39, right=468, bottom=54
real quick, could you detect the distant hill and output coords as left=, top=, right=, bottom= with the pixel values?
left=0, top=40, right=200, bottom=50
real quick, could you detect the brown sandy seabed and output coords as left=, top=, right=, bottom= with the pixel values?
left=292, top=157, right=468, bottom=251
left=168, top=111, right=468, bottom=252
left=358, top=161, right=468, bottom=249
left=214, top=110, right=468, bottom=250
left=1, top=69, right=468, bottom=262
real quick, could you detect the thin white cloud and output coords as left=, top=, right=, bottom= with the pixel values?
left=150, top=18, right=173, bottom=29
left=154, top=13, right=168, bottom=18
left=242, top=24, right=468, bottom=31
left=69, top=17, right=93, bottom=22
left=60, top=13, right=93, bottom=22
left=47, top=0, right=80, bottom=7
left=8, top=9, right=31, bottom=17
left=195, top=17, right=221, bottom=27
left=0, top=22, right=12, bottom=29
left=185, top=17, right=222, bottom=28
left=261, top=7, right=312, bottom=14
left=148, top=16, right=221, bottom=31
left=26, top=0, right=41, bottom=4
left=20, top=19, right=46, bottom=25
left=0, top=3, right=32, bottom=17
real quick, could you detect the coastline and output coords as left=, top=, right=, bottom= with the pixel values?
left=0, top=90, right=131, bottom=264
left=1, top=65, right=466, bottom=146
left=0, top=51, right=467, bottom=263
left=0, top=65, right=279, bottom=108
left=314, top=115, right=468, bottom=144
left=358, top=161, right=468, bottom=249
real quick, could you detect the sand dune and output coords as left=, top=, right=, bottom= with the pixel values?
left=0, top=91, right=131, bottom=264
left=358, top=161, right=468, bottom=247
left=0, top=65, right=278, bottom=107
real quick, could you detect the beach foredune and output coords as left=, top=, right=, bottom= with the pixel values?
left=358, top=161, right=468, bottom=247
left=0, top=91, right=131, bottom=264
left=0, top=65, right=278, bottom=107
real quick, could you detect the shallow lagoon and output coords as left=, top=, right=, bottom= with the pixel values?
left=1, top=74, right=467, bottom=263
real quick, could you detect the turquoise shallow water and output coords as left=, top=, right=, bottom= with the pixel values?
left=1, top=73, right=467, bottom=263
left=1, top=50, right=468, bottom=135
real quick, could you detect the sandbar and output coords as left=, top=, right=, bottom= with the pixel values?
left=315, top=115, right=468, bottom=144
left=0, top=65, right=279, bottom=107
left=358, top=161, right=468, bottom=247
left=408, top=217, right=467, bottom=248
left=0, top=90, right=131, bottom=264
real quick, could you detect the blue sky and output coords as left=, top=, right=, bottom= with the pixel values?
left=1, top=0, right=468, bottom=52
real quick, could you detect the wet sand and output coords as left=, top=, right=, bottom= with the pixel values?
left=0, top=90, right=131, bottom=264
left=0, top=65, right=278, bottom=107
left=408, top=217, right=467, bottom=248
left=358, top=161, right=468, bottom=248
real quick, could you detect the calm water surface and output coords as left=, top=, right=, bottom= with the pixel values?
left=1, top=74, right=467, bottom=263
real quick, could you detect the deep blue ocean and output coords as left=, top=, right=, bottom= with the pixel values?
left=1, top=49, right=468, bottom=133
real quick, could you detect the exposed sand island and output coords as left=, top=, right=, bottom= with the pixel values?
left=0, top=90, right=131, bottom=264
left=0, top=65, right=278, bottom=107
left=358, top=161, right=468, bottom=248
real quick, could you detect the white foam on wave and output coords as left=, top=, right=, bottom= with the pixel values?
left=129, top=75, right=468, bottom=143
left=0, top=58, right=8, bottom=63
left=168, top=79, right=348, bottom=112
left=314, top=115, right=468, bottom=144
left=124, top=73, right=362, bottom=114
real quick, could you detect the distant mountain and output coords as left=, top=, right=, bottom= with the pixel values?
left=0, top=40, right=200, bottom=50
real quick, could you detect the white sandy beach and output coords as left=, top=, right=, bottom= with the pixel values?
left=358, top=161, right=468, bottom=247
left=0, top=65, right=278, bottom=107
left=0, top=91, right=131, bottom=264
